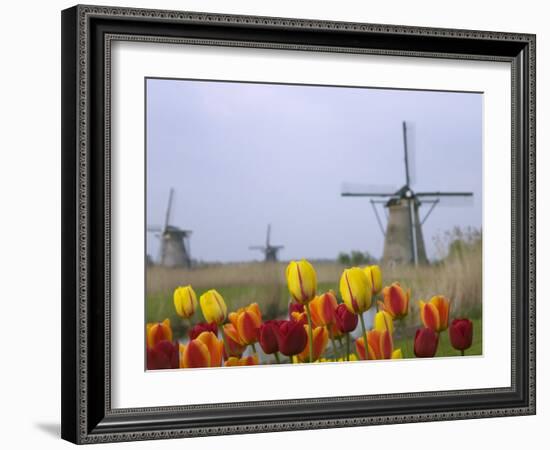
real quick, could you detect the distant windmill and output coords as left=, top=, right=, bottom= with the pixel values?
left=249, top=224, right=284, bottom=262
left=341, top=121, right=473, bottom=266
left=147, top=188, right=192, bottom=268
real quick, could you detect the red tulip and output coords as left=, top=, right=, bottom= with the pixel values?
left=275, top=320, right=308, bottom=356
left=259, top=320, right=281, bottom=354
left=334, top=304, right=358, bottom=333
left=189, top=322, right=218, bottom=340
left=449, top=319, right=473, bottom=352
left=414, top=328, right=439, bottom=358
left=146, top=340, right=179, bottom=370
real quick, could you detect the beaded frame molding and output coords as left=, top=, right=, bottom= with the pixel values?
left=61, top=4, right=536, bottom=444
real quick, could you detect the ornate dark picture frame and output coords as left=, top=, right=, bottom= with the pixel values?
left=61, top=4, right=536, bottom=444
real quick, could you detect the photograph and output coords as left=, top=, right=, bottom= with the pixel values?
left=144, top=78, right=483, bottom=370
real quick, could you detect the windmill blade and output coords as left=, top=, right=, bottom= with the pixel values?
left=163, top=188, right=174, bottom=231
left=249, top=246, right=266, bottom=251
left=341, top=182, right=399, bottom=197
left=147, top=226, right=162, bottom=232
left=266, top=224, right=271, bottom=247
left=403, top=121, right=417, bottom=187
left=417, top=192, right=474, bottom=207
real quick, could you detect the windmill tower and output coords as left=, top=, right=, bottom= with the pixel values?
left=147, top=188, right=192, bottom=268
left=341, top=121, right=473, bottom=266
left=249, top=224, right=284, bottom=262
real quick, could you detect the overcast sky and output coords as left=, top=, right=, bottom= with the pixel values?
left=146, top=78, right=482, bottom=263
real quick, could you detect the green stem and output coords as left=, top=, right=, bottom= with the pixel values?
left=250, top=342, right=257, bottom=353
left=305, top=303, right=315, bottom=363
left=346, top=333, right=350, bottom=362
left=274, top=351, right=281, bottom=364
left=359, top=313, right=369, bottom=360
left=329, top=329, right=339, bottom=359
left=461, top=349, right=465, bottom=357
left=218, top=324, right=231, bottom=359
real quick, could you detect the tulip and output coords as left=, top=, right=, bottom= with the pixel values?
left=275, top=320, right=308, bottom=357
left=340, top=267, right=373, bottom=359
left=297, top=325, right=329, bottom=363
left=309, top=291, right=338, bottom=328
left=180, top=339, right=210, bottom=368
left=147, top=340, right=179, bottom=370
left=196, top=331, right=224, bottom=367
left=356, top=330, right=393, bottom=360
left=146, top=319, right=173, bottom=349
left=288, top=302, right=305, bottom=317
left=290, top=310, right=308, bottom=324
left=449, top=318, right=473, bottom=354
left=374, top=311, right=394, bottom=334
left=287, top=259, right=319, bottom=362
left=259, top=320, right=281, bottom=355
left=414, top=327, right=439, bottom=358
left=339, top=267, right=372, bottom=314
left=188, top=322, right=218, bottom=340
left=379, top=283, right=410, bottom=320
left=364, top=265, right=382, bottom=295
left=222, top=323, right=246, bottom=358
left=334, top=304, right=358, bottom=333
left=286, top=260, right=317, bottom=304
left=228, top=303, right=262, bottom=345
left=173, top=285, right=198, bottom=319
left=224, top=354, right=259, bottom=367
left=199, top=289, right=228, bottom=325
left=419, top=295, right=451, bottom=332
left=392, top=348, right=403, bottom=359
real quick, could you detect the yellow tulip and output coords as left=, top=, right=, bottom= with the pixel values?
left=286, top=260, right=317, bottom=304
left=374, top=311, right=394, bottom=334
left=339, top=267, right=372, bottom=314
left=364, top=265, right=382, bottom=295
left=392, top=348, right=403, bottom=359
left=199, top=289, right=228, bottom=325
left=173, top=285, right=198, bottom=319
left=146, top=318, right=172, bottom=349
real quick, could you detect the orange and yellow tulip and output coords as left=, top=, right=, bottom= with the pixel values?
left=173, top=285, right=198, bottom=319
left=146, top=319, right=173, bottom=349
left=179, top=331, right=224, bottom=368
left=379, top=282, right=410, bottom=320
left=286, top=260, right=317, bottom=304
left=339, top=267, right=372, bottom=314
left=364, top=265, right=382, bottom=295
left=309, top=291, right=338, bottom=327
left=356, top=329, right=394, bottom=360
left=222, top=323, right=246, bottom=357
left=419, top=295, right=451, bottom=332
left=179, top=339, right=210, bottom=368
left=228, top=303, right=262, bottom=345
left=297, top=325, right=329, bottom=363
left=224, top=354, right=259, bottom=367
left=199, top=289, right=227, bottom=325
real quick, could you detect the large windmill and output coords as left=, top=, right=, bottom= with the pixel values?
left=249, top=224, right=284, bottom=262
left=341, top=121, right=473, bottom=266
left=147, top=188, right=192, bottom=268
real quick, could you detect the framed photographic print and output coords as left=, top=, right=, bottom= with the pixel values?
left=61, top=4, right=536, bottom=444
